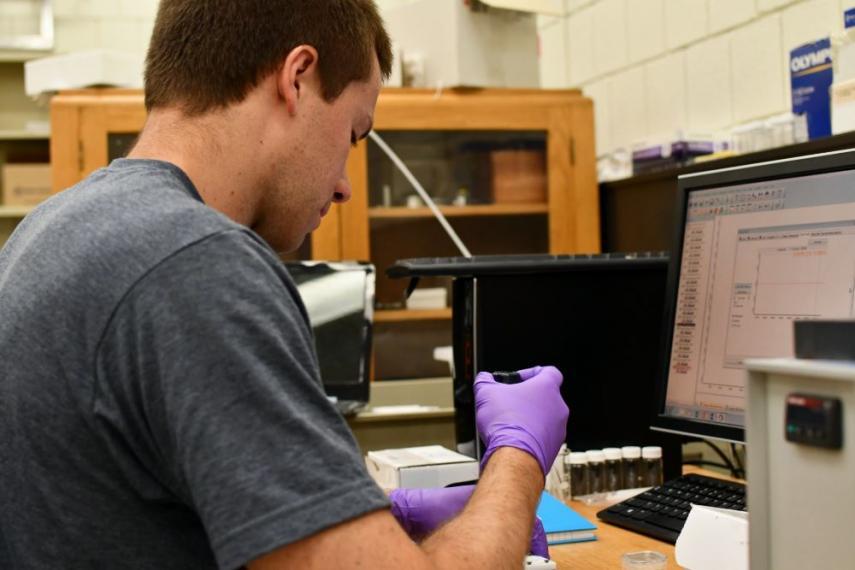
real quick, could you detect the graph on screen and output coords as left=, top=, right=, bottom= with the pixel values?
left=723, top=220, right=855, bottom=368
left=754, top=246, right=826, bottom=317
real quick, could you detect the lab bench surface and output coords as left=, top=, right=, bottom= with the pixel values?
left=550, top=467, right=741, bottom=569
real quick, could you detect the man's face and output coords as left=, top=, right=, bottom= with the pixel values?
left=259, top=59, right=382, bottom=253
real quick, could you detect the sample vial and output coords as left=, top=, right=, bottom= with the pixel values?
left=453, top=187, right=469, bottom=206
left=585, top=450, right=607, bottom=494
left=642, top=446, right=664, bottom=487
left=621, top=446, right=644, bottom=489
left=567, top=452, right=590, bottom=498
left=603, top=447, right=623, bottom=492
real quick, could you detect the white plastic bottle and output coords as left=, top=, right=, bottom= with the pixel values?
left=642, top=446, right=664, bottom=487
left=621, top=446, right=644, bottom=488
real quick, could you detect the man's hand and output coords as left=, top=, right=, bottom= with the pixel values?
left=474, top=366, right=569, bottom=475
left=389, top=485, right=549, bottom=557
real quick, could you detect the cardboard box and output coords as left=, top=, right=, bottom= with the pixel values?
left=832, top=78, right=855, bottom=134
left=365, top=445, right=479, bottom=490
left=491, top=148, right=547, bottom=203
left=24, top=49, right=144, bottom=97
left=383, top=0, right=539, bottom=89
left=790, top=38, right=833, bottom=140
left=406, top=287, right=447, bottom=310
left=2, top=164, right=51, bottom=206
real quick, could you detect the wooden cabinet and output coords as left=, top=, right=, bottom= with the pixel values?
left=50, top=87, right=600, bottom=378
left=0, top=135, right=49, bottom=244
left=51, top=87, right=599, bottom=254
left=0, top=61, right=51, bottom=245
left=348, top=89, right=600, bottom=310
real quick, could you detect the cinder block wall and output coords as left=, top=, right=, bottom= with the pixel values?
left=51, top=0, right=160, bottom=55
left=538, top=0, right=855, bottom=156
left=48, top=0, right=413, bottom=57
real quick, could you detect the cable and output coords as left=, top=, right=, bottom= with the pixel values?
left=731, top=443, right=745, bottom=478
left=367, top=130, right=472, bottom=258
left=682, top=460, right=734, bottom=471
left=703, top=440, right=740, bottom=478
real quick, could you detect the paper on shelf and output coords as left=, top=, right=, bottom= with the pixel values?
left=368, top=405, right=440, bottom=415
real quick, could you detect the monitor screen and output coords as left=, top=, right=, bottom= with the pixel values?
left=655, top=150, right=855, bottom=443
left=285, top=261, right=374, bottom=400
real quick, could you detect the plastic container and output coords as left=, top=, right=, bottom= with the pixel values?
left=642, top=446, right=664, bottom=487
left=603, top=447, right=623, bottom=492
left=567, top=452, right=589, bottom=498
left=621, top=550, right=667, bottom=569
left=621, top=446, right=644, bottom=489
left=585, top=450, right=606, bottom=494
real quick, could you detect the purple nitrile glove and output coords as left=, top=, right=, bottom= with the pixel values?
left=474, top=365, right=569, bottom=476
left=389, top=485, right=549, bottom=557
left=530, top=516, right=549, bottom=558
left=389, top=485, right=475, bottom=540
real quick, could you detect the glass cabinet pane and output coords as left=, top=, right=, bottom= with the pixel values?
left=366, top=130, right=550, bottom=308
left=367, top=130, right=547, bottom=208
left=108, top=133, right=138, bottom=162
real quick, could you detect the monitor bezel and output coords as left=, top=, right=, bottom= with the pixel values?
left=652, top=147, right=855, bottom=444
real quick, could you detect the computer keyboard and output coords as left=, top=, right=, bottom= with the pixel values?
left=596, top=473, right=747, bottom=543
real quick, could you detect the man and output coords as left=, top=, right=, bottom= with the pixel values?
left=0, top=1, right=569, bottom=569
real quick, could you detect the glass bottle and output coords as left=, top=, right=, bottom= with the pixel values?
left=603, top=447, right=623, bottom=492
left=642, top=446, right=664, bottom=487
left=585, top=450, right=607, bottom=494
left=621, top=446, right=644, bottom=488
left=567, top=452, right=590, bottom=498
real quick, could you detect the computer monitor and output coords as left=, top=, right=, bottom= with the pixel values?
left=285, top=261, right=375, bottom=412
left=388, top=252, right=685, bottom=480
left=653, top=148, right=855, bottom=444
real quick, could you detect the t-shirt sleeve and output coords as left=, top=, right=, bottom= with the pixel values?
left=93, top=230, right=389, bottom=570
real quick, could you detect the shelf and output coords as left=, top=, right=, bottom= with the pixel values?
left=0, top=129, right=50, bottom=140
left=0, top=50, right=49, bottom=63
left=0, top=205, right=34, bottom=218
left=368, top=203, right=548, bottom=219
left=374, top=308, right=452, bottom=322
left=349, top=406, right=455, bottom=423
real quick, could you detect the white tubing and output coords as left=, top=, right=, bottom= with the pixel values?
left=368, top=130, right=472, bottom=258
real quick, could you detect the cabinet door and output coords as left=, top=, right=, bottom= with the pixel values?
left=343, top=89, right=600, bottom=264
left=366, top=129, right=552, bottom=306
left=339, top=89, right=600, bottom=380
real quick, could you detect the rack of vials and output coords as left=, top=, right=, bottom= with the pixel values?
left=548, top=446, right=663, bottom=501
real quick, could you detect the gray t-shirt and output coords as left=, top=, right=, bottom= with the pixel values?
left=0, top=159, right=388, bottom=569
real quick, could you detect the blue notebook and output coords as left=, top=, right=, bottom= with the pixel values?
left=536, top=491, right=597, bottom=545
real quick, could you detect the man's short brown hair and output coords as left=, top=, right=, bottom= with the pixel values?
left=144, top=0, right=393, bottom=114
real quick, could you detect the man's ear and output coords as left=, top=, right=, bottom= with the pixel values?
left=278, top=45, right=320, bottom=116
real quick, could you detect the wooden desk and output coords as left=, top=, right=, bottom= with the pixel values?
left=548, top=468, right=740, bottom=569
left=549, top=498, right=677, bottom=569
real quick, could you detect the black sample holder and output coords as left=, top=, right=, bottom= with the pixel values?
left=795, top=319, right=855, bottom=361
left=389, top=253, right=683, bottom=481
